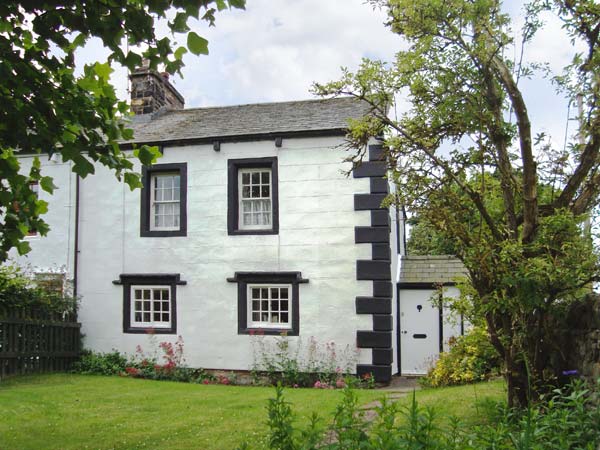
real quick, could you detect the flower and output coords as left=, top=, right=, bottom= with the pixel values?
left=202, top=379, right=210, bottom=385
left=336, top=379, right=346, bottom=389
left=314, top=380, right=322, bottom=389
left=125, top=367, right=139, bottom=376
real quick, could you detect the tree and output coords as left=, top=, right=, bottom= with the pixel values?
left=0, top=0, right=244, bottom=261
left=315, top=0, right=600, bottom=407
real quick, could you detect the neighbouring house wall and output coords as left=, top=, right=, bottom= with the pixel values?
left=8, top=156, right=77, bottom=286
left=76, top=136, right=374, bottom=371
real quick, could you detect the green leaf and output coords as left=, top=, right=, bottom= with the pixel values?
left=187, top=32, right=209, bottom=55
left=135, top=145, right=161, bottom=166
left=124, top=172, right=143, bottom=190
left=216, top=0, right=228, bottom=11
left=72, top=155, right=95, bottom=178
left=174, top=46, right=188, bottom=61
left=93, top=62, right=112, bottom=81
left=40, top=176, right=57, bottom=194
left=171, top=12, right=190, bottom=33
left=228, top=0, right=246, bottom=9
left=16, top=241, right=31, bottom=256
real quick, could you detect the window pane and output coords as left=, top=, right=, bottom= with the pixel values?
left=261, top=288, right=268, bottom=298
left=252, top=300, right=260, bottom=311
left=135, top=301, right=142, bottom=311
left=135, top=290, right=142, bottom=300
left=174, top=175, right=180, bottom=188
left=163, top=301, right=170, bottom=312
left=281, top=313, right=289, bottom=323
left=153, top=290, right=161, bottom=300
left=271, top=288, right=279, bottom=299
left=261, top=186, right=270, bottom=197
left=242, top=172, right=250, bottom=184
left=162, top=289, right=169, bottom=299
left=154, top=312, right=161, bottom=321
left=251, top=172, right=259, bottom=184
left=135, top=312, right=142, bottom=322
left=242, top=186, right=250, bottom=198
left=261, top=172, right=269, bottom=184
left=280, top=300, right=288, bottom=312
left=252, top=288, right=260, bottom=299
left=154, top=301, right=161, bottom=311
left=252, top=186, right=260, bottom=197
left=162, top=313, right=169, bottom=321
left=143, top=290, right=150, bottom=300
left=261, top=300, right=268, bottom=310
left=143, top=301, right=150, bottom=311
left=252, top=312, right=260, bottom=321
left=271, top=313, right=279, bottom=323
left=143, top=313, right=151, bottom=322
left=271, top=300, right=279, bottom=311
left=280, top=288, right=288, bottom=299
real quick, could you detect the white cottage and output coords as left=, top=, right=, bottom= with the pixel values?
left=12, top=65, right=467, bottom=380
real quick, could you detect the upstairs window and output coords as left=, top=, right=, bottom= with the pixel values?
left=151, top=173, right=180, bottom=231
left=228, top=157, right=279, bottom=235
left=141, top=163, right=187, bottom=237
left=239, top=168, right=272, bottom=230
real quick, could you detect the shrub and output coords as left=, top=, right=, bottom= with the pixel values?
left=72, top=350, right=128, bottom=375
left=251, top=333, right=362, bottom=388
left=421, top=326, right=501, bottom=388
left=0, top=264, right=77, bottom=316
left=239, top=379, right=600, bottom=450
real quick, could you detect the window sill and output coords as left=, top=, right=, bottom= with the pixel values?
left=124, top=326, right=176, bottom=334
left=240, top=327, right=298, bottom=336
left=228, top=229, right=278, bottom=236
left=141, top=229, right=187, bottom=238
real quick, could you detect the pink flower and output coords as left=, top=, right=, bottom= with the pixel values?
left=336, top=379, right=346, bottom=389
left=202, top=379, right=210, bottom=385
left=314, top=380, right=322, bottom=388
left=293, top=384, right=299, bottom=388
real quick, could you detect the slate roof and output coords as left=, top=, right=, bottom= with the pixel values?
left=123, top=97, right=371, bottom=145
left=399, top=255, right=468, bottom=285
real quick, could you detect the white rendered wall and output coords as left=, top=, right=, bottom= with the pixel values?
left=77, top=136, right=374, bottom=371
left=8, top=156, right=76, bottom=282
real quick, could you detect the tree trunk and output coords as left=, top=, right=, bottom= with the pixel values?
left=506, top=350, right=529, bottom=409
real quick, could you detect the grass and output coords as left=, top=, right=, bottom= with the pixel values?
left=0, top=374, right=506, bottom=449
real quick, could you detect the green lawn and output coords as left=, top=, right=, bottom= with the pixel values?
left=0, top=374, right=505, bottom=450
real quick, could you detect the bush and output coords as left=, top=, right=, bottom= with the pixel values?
left=72, top=350, right=128, bottom=375
left=0, top=264, right=77, bottom=316
left=421, top=326, right=501, bottom=388
left=239, top=379, right=600, bottom=450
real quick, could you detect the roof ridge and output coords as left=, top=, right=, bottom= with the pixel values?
left=164, top=96, right=358, bottom=114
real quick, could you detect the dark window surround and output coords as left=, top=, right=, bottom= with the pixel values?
left=140, top=163, right=187, bottom=237
left=227, top=157, right=279, bottom=235
left=227, top=271, right=308, bottom=335
left=113, top=273, right=187, bottom=334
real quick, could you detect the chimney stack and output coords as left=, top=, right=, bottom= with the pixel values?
left=129, top=60, right=185, bottom=115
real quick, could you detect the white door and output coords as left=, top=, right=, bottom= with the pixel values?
left=399, top=289, right=440, bottom=375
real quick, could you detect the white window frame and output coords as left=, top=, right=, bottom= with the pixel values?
left=247, top=283, right=292, bottom=329
left=130, top=285, right=173, bottom=329
left=149, top=172, right=181, bottom=232
left=238, top=168, right=272, bottom=231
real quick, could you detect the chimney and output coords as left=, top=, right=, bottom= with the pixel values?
left=129, top=60, right=185, bottom=114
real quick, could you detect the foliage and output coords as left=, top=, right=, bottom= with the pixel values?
left=242, top=380, right=600, bottom=450
left=0, top=264, right=76, bottom=315
left=422, top=327, right=502, bottom=388
left=314, top=0, right=600, bottom=407
left=72, top=350, right=129, bottom=376
left=251, top=333, right=362, bottom=388
left=0, top=1, right=245, bottom=261
left=407, top=216, right=460, bottom=256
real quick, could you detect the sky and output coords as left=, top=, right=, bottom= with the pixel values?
left=76, top=0, right=581, bottom=151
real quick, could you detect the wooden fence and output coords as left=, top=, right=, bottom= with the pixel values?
left=0, top=307, right=81, bottom=379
